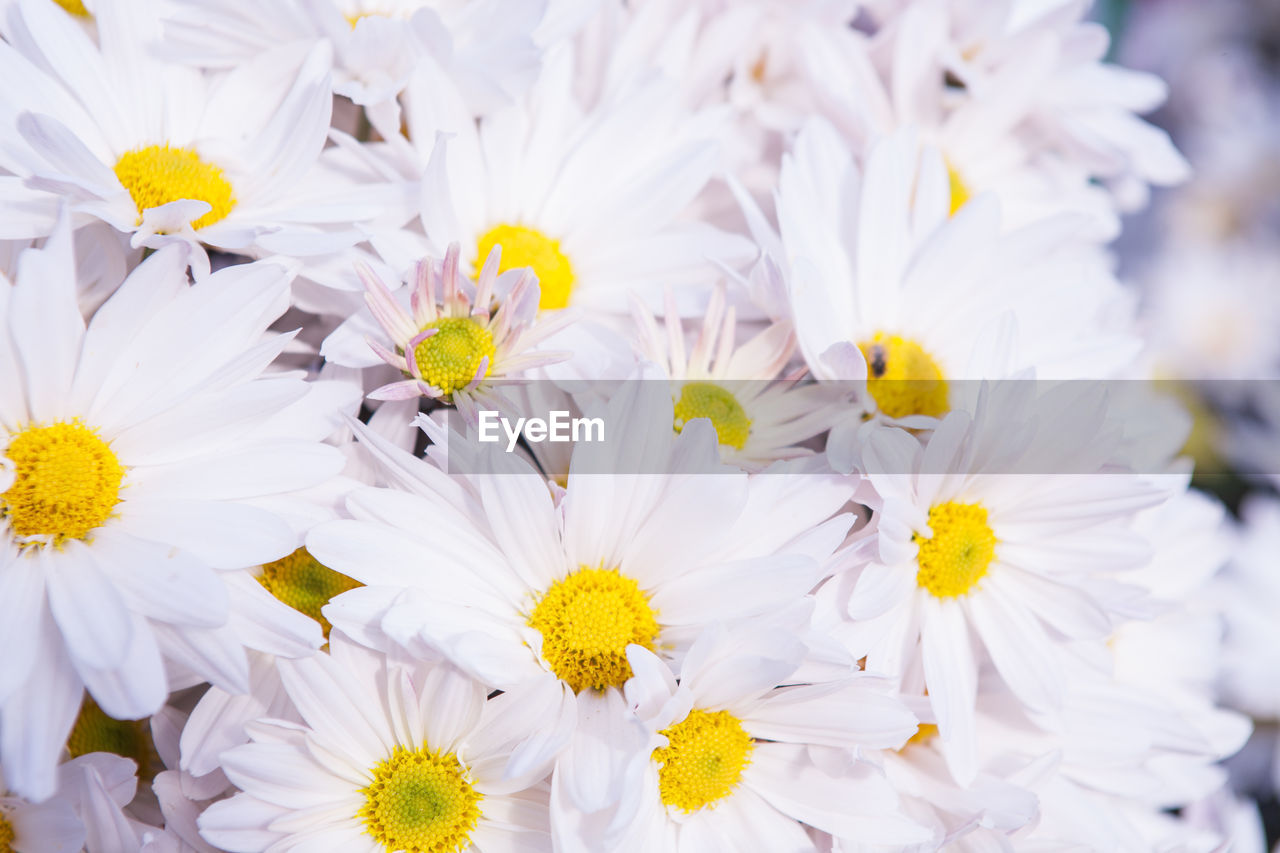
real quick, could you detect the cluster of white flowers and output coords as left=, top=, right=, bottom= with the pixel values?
left=0, top=0, right=1263, bottom=851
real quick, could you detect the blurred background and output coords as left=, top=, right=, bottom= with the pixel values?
left=1103, top=0, right=1280, bottom=846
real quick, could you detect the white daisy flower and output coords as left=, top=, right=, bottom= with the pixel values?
left=895, top=483, right=1249, bottom=846
left=738, top=118, right=1139, bottom=424
left=981, top=676, right=1244, bottom=853
left=368, top=45, right=753, bottom=315
left=198, top=634, right=554, bottom=852
left=577, top=0, right=854, bottom=124
left=628, top=280, right=841, bottom=470
left=0, top=226, right=345, bottom=800
left=0, top=759, right=86, bottom=853
left=352, top=243, right=576, bottom=420
left=0, top=0, right=400, bottom=274
left=572, top=625, right=932, bottom=852
left=161, top=0, right=545, bottom=112
left=307, top=381, right=854, bottom=817
left=877, top=719, right=1039, bottom=851
left=804, top=2, right=1121, bottom=238
left=860, top=0, right=1190, bottom=212
left=832, top=387, right=1166, bottom=783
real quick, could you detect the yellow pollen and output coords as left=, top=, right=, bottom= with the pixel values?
left=858, top=332, right=949, bottom=419
left=528, top=567, right=659, bottom=693
left=53, top=0, right=91, bottom=16
left=673, top=382, right=751, bottom=450
left=2, top=421, right=124, bottom=544
left=412, top=317, right=496, bottom=398
left=946, top=162, right=970, bottom=216
left=0, top=812, right=14, bottom=853
left=257, top=548, right=362, bottom=640
left=358, top=746, right=482, bottom=853
left=474, top=224, right=575, bottom=311
left=113, top=145, right=235, bottom=231
left=914, top=502, right=997, bottom=598
left=66, top=694, right=160, bottom=782
left=653, top=709, right=753, bottom=813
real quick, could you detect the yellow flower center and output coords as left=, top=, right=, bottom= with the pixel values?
left=0, top=812, right=14, bottom=853
left=946, top=162, right=970, bottom=217
left=2, top=422, right=125, bottom=544
left=528, top=567, right=659, bottom=693
left=54, top=0, right=91, bottom=15
left=858, top=333, right=949, bottom=419
left=413, top=317, right=496, bottom=398
left=66, top=694, right=160, bottom=781
left=113, top=145, right=236, bottom=231
left=673, top=382, right=751, bottom=450
left=358, top=746, right=482, bottom=853
left=901, top=722, right=938, bottom=750
left=914, top=502, right=996, bottom=598
left=653, top=709, right=753, bottom=813
left=474, top=224, right=575, bottom=311
left=257, top=548, right=363, bottom=640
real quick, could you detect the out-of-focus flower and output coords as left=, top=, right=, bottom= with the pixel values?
left=162, top=0, right=547, bottom=112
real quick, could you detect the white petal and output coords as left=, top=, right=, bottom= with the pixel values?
left=555, top=688, right=647, bottom=814
left=745, top=679, right=917, bottom=749
left=920, top=595, right=978, bottom=784
left=46, top=542, right=132, bottom=671
left=0, top=554, right=45, bottom=703
left=648, top=555, right=822, bottom=625
left=0, top=607, right=82, bottom=801
left=78, top=611, right=167, bottom=719
left=116, top=498, right=296, bottom=570
left=745, top=743, right=932, bottom=843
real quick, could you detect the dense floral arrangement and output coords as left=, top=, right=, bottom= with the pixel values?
left=0, top=0, right=1275, bottom=851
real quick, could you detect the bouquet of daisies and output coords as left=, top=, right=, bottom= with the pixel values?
left=0, top=0, right=1272, bottom=851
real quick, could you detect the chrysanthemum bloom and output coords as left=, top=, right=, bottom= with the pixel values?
left=354, top=243, right=575, bottom=420
left=0, top=228, right=346, bottom=800
left=198, top=635, right=555, bottom=852
left=369, top=48, right=753, bottom=314
left=739, top=119, right=1139, bottom=424
left=308, top=382, right=853, bottom=817
left=826, top=385, right=1166, bottom=783
left=629, top=282, right=841, bottom=470
left=565, top=626, right=932, bottom=852
left=0, top=0, right=404, bottom=273
left=161, top=0, right=545, bottom=113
